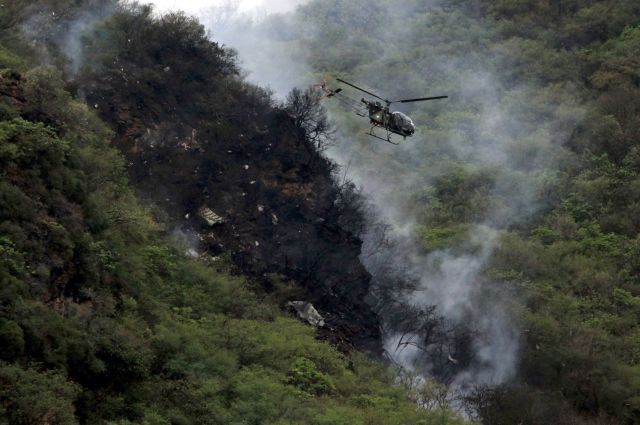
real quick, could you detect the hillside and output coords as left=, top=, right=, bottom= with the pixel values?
left=229, top=0, right=640, bottom=423
left=2, top=0, right=640, bottom=424
left=0, top=2, right=466, bottom=424
left=72, top=4, right=380, bottom=352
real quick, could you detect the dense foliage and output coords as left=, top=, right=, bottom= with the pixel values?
left=2, top=0, right=639, bottom=423
left=0, top=2, right=467, bottom=424
left=254, top=0, right=640, bottom=423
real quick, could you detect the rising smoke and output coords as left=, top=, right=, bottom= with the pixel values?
left=195, top=1, right=311, bottom=97
left=44, top=0, right=580, bottom=404
left=20, top=1, right=117, bottom=76
left=189, top=0, right=583, bottom=397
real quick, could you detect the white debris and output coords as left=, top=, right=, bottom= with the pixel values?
left=185, top=213, right=190, bottom=219
left=271, top=213, right=278, bottom=225
left=186, top=248, right=198, bottom=258
left=250, top=180, right=257, bottom=185
left=163, top=66, right=171, bottom=72
left=254, top=241, right=260, bottom=247
left=287, top=301, right=325, bottom=327
left=447, top=354, right=459, bottom=365
left=257, top=205, right=264, bottom=212
left=244, top=164, right=249, bottom=170
left=198, top=206, right=225, bottom=226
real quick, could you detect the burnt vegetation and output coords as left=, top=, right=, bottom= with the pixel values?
left=282, top=0, right=640, bottom=423
left=0, top=2, right=469, bottom=424
left=73, top=4, right=379, bottom=350
left=1, top=0, right=640, bottom=424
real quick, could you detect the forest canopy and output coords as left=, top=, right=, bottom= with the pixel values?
left=0, top=0, right=639, bottom=424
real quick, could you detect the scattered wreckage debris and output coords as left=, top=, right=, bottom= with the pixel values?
left=94, top=85, right=381, bottom=352
left=198, top=206, right=226, bottom=226
left=287, top=301, right=325, bottom=327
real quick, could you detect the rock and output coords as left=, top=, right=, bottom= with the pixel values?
left=287, top=301, right=325, bottom=327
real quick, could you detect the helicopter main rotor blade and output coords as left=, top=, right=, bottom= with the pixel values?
left=336, top=78, right=388, bottom=103
left=394, top=96, right=448, bottom=103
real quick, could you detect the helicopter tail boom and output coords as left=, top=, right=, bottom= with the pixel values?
left=336, top=78, right=389, bottom=104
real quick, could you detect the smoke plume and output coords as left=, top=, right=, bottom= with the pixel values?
left=180, top=0, right=581, bottom=394
left=130, top=0, right=582, bottom=403
left=20, top=2, right=117, bottom=76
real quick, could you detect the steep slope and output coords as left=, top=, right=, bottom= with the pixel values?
left=71, top=5, right=380, bottom=351
left=226, top=0, right=640, bottom=423
left=0, top=5, right=468, bottom=424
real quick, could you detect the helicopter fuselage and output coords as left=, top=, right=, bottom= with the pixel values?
left=362, top=99, right=415, bottom=138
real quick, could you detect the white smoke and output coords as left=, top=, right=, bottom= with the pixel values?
left=146, top=0, right=306, bottom=15
left=195, top=2, right=310, bottom=97
left=138, top=0, right=310, bottom=96
left=183, top=0, right=545, bottom=390
left=380, top=226, right=521, bottom=388
left=141, top=0, right=581, bottom=402
left=20, top=3, right=117, bottom=76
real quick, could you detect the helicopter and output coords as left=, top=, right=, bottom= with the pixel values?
left=317, top=78, right=448, bottom=144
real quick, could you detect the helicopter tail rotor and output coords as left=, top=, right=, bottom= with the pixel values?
left=313, top=76, right=344, bottom=98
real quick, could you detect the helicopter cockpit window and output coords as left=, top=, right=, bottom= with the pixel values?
left=392, top=112, right=414, bottom=128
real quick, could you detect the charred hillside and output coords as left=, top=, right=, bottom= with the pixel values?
left=73, top=6, right=379, bottom=351
left=0, top=4, right=472, bottom=424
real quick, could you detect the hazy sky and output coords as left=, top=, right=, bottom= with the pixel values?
left=141, top=0, right=306, bottom=15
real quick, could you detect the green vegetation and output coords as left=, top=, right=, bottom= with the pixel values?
left=270, top=0, right=640, bottom=423
left=2, top=0, right=639, bottom=423
left=0, top=3, right=467, bottom=424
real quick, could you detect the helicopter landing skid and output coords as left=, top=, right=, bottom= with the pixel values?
left=367, top=126, right=400, bottom=145
left=366, top=132, right=400, bottom=145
